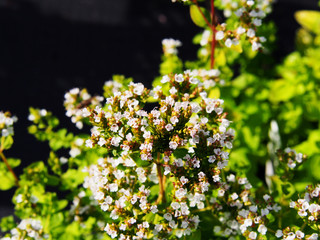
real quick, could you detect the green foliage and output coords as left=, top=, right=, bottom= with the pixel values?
left=0, top=158, right=20, bottom=190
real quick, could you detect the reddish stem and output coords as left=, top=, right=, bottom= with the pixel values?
left=192, top=0, right=216, bottom=69
left=210, top=0, right=216, bottom=69
left=0, top=150, right=19, bottom=187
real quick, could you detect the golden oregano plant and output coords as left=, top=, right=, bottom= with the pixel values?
left=1, top=0, right=320, bottom=239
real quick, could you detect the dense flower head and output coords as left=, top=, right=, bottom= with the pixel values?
left=83, top=71, right=235, bottom=238
left=274, top=226, right=318, bottom=240
left=290, top=185, right=320, bottom=228
left=0, top=111, right=17, bottom=137
left=64, top=88, right=104, bottom=129
left=211, top=174, right=281, bottom=239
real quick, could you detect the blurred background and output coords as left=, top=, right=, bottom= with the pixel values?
left=0, top=0, right=319, bottom=216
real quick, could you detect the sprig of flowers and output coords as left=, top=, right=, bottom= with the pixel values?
left=64, top=88, right=104, bottom=129
left=0, top=111, right=17, bottom=138
left=0, top=218, right=48, bottom=240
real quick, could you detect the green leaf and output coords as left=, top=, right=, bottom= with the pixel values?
left=0, top=159, right=20, bottom=190
left=269, top=80, right=296, bottom=103
left=61, top=169, right=86, bottom=190
left=0, top=215, right=15, bottom=232
left=7, top=158, right=21, bottom=168
left=173, top=148, right=189, bottom=159
left=309, top=154, right=320, bottom=181
left=130, top=152, right=151, bottom=167
left=281, top=181, right=296, bottom=198
left=185, top=229, right=201, bottom=240
left=295, top=10, right=320, bottom=35
left=190, top=5, right=211, bottom=28
left=1, top=136, right=13, bottom=150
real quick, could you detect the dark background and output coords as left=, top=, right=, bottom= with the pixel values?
left=0, top=0, right=319, bottom=216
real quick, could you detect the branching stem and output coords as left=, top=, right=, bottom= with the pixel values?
left=192, top=0, right=216, bottom=69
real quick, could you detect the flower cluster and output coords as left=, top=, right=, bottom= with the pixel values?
left=162, top=38, right=182, bottom=56
left=216, top=0, right=272, bottom=51
left=64, top=88, right=104, bottom=129
left=83, top=71, right=235, bottom=238
left=277, top=148, right=307, bottom=173
left=0, top=111, right=17, bottom=137
left=212, top=174, right=281, bottom=239
left=290, top=185, right=320, bottom=227
left=0, top=218, right=48, bottom=240
left=274, top=227, right=318, bottom=240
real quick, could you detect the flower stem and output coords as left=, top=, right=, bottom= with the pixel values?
left=156, top=152, right=166, bottom=204
left=0, top=150, right=19, bottom=187
left=210, top=0, right=216, bottom=69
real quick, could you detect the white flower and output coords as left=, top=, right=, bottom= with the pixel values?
left=247, top=29, right=256, bottom=38
left=164, top=213, right=172, bottom=221
left=296, top=230, right=305, bottom=239
left=231, top=193, right=238, bottom=200
left=175, top=74, right=184, bottom=83
left=307, top=233, right=318, bottom=240
left=111, top=136, right=121, bottom=147
left=263, top=194, right=270, bottom=201
left=225, top=38, right=232, bottom=48
left=247, top=0, right=254, bottom=6
left=275, top=230, right=283, bottom=238
left=248, top=231, right=257, bottom=239
left=244, top=219, right=252, bottom=227
left=236, top=26, right=246, bottom=35
left=212, top=175, right=221, bottom=182
left=170, top=116, right=179, bottom=124
left=161, top=75, right=170, bottom=83
left=150, top=205, right=158, bottom=213
left=175, top=188, right=187, bottom=199
left=252, top=41, right=262, bottom=51
left=169, top=87, right=177, bottom=95
left=258, top=224, right=267, bottom=235
left=98, top=137, right=107, bottom=146
left=165, top=124, right=174, bottom=131
left=169, top=141, right=178, bottom=150
left=261, top=208, right=269, bottom=216
left=253, top=18, right=262, bottom=26
left=85, top=139, right=93, bottom=148
left=216, top=31, right=224, bottom=40
left=109, top=183, right=118, bottom=192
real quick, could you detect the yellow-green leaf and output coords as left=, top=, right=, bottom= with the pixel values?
left=295, top=10, right=320, bottom=35
left=190, top=5, right=211, bottom=28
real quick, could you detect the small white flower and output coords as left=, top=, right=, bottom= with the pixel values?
left=248, top=231, right=257, bottom=239
left=275, top=230, right=283, bottom=238
left=258, top=224, right=267, bottom=235
left=165, top=124, right=174, bottom=131
left=247, top=29, right=256, bottom=38
left=161, top=75, right=170, bottom=83
left=175, top=74, right=184, bottom=83
left=225, top=38, right=232, bottom=48
left=215, top=31, right=224, bottom=40
left=296, top=230, right=305, bottom=239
